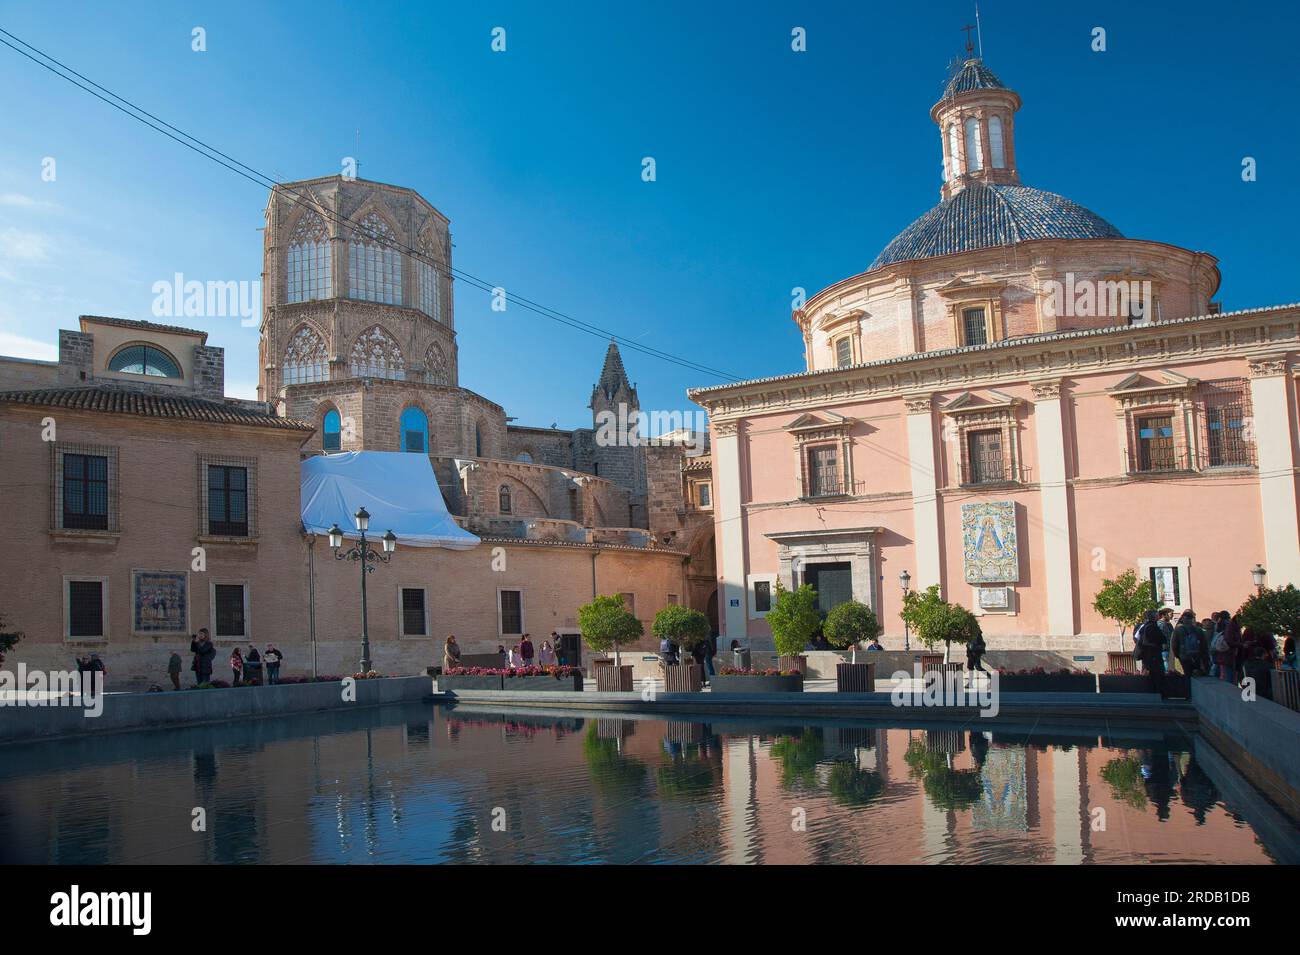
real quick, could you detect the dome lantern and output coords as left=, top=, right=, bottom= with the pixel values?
left=932, top=58, right=1023, bottom=200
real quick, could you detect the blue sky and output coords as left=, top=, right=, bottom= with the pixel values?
left=1, top=0, right=1296, bottom=427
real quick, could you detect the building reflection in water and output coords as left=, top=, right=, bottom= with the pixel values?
left=0, top=702, right=1293, bottom=864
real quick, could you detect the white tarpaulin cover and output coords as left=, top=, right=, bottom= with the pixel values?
left=300, top=451, right=480, bottom=550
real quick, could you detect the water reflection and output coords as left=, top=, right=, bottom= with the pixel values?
left=0, top=702, right=1293, bottom=865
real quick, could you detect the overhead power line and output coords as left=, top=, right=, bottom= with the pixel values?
left=0, top=27, right=743, bottom=384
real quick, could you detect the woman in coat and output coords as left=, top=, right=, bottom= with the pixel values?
left=443, top=635, right=462, bottom=673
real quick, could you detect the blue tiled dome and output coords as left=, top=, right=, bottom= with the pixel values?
left=942, top=58, right=1006, bottom=98
left=869, top=183, right=1124, bottom=271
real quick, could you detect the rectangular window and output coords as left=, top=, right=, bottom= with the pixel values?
left=1201, top=380, right=1254, bottom=468
left=667, top=594, right=679, bottom=605
left=754, top=580, right=772, bottom=614
left=1136, top=415, right=1176, bottom=471
left=962, top=307, right=988, bottom=346
left=808, top=445, right=840, bottom=496
left=696, top=482, right=712, bottom=508
left=62, top=453, right=109, bottom=530
left=835, top=337, right=853, bottom=368
left=401, top=587, right=427, bottom=636
left=207, top=466, right=249, bottom=536
left=214, top=583, right=247, bottom=638
left=67, top=579, right=105, bottom=638
left=499, top=589, right=523, bottom=636
left=966, top=429, right=1004, bottom=484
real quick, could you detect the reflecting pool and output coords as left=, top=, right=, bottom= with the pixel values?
left=1, top=702, right=1295, bottom=864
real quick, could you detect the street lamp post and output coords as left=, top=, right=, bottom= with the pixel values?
left=899, top=569, right=912, bottom=652
left=1251, top=563, right=1267, bottom=595
left=329, top=507, right=397, bottom=674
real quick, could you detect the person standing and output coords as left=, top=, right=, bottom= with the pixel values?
left=519, top=633, right=535, bottom=667
left=966, top=629, right=988, bottom=674
left=192, top=630, right=215, bottom=686
left=1135, top=610, right=1165, bottom=693
left=538, top=639, right=557, bottom=667
left=703, top=634, right=717, bottom=679
left=1157, top=609, right=1175, bottom=670
left=244, top=645, right=263, bottom=686
left=1172, top=610, right=1204, bottom=678
left=443, top=635, right=462, bottom=673
left=551, top=631, right=566, bottom=667
left=264, top=645, right=283, bottom=684
left=230, top=647, right=244, bottom=686
left=167, top=650, right=183, bottom=691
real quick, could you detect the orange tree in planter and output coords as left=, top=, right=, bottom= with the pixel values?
left=652, top=604, right=710, bottom=663
left=823, top=600, right=881, bottom=664
left=766, top=582, right=820, bottom=660
left=578, top=593, right=643, bottom=669
left=900, top=585, right=979, bottom=664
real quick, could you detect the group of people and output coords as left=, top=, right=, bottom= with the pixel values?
left=167, top=629, right=285, bottom=688
left=1133, top=607, right=1298, bottom=697
left=442, top=632, right=570, bottom=671
left=659, top=634, right=719, bottom=683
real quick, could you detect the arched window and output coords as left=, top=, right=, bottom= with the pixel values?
left=287, top=210, right=331, bottom=303
left=322, top=409, right=342, bottom=451
left=416, top=232, right=442, bottom=323
left=964, top=117, right=983, bottom=172
left=475, top=423, right=483, bottom=458
left=350, top=325, right=405, bottom=380
left=515, top=451, right=533, bottom=463
left=425, top=342, right=449, bottom=385
left=498, top=484, right=512, bottom=514
left=988, top=115, right=1006, bottom=168
left=282, top=324, right=329, bottom=385
left=348, top=212, right=402, bottom=304
left=400, top=407, right=428, bottom=453
left=948, top=124, right=962, bottom=178
left=109, top=344, right=181, bottom=378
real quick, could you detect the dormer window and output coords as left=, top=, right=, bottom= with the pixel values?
left=108, top=344, right=181, bottom=378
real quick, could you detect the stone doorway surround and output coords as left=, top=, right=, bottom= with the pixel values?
left=765, top=527, right=883, bottom=613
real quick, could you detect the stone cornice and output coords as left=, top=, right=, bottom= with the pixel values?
left=690, top=303, right=1300, bottom=422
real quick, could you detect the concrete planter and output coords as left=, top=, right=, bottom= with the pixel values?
left=711, top=674, right=803, bottom=694
left=502, top=673, right=585, bottom=691
left=999, top=673, right=1096, bottom=693
left=439, top=675, right=504, bottom=691
left=835, top=662, right=875, bottom=692
left=596, top=664, right=634, bottom=692
left=1099, top=674, right=1155, bottom=694
left=777, top=655, right=808, bottom=676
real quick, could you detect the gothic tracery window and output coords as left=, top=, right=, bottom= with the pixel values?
left=350, top=325, right=405, bottom=380
left=425, top=342, right=449, bottom=385
left=282, top=324, right=329, bottom=384
left=348, top=212, right=402, bottom=305
left=417, top=231, right=442, bottom=323
left=286, top=210, right=331, bottom=303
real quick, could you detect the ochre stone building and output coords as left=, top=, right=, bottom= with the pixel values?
left=691, top=57, right=1300, bottom=655
left=0, top=178, right=715, bottom=685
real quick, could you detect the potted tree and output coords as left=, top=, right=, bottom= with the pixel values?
left=900, top=585, right=977, bottom=673
left=652, top=603, right=710, bottom=693
left=1092, top=569, right=1156, bottom=673
left=579, top=594, right=643, bottom=691
left=823, top=600, right=881, bottom=692
left=766, top=581, right=820, bottom=676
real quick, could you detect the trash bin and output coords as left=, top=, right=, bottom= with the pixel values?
left=732, top=648, right=751, bottom=670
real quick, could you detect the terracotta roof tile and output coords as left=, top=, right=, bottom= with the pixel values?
left=0, top=386, right=312, bottom=431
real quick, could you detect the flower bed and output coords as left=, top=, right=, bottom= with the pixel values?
left=441, top=665, right=584, bottom=692
left=1098, top=671, right=1156, bottom=694
left=996, top=668, right=1096, bottom=693
left=712, top=667, right=804, bottom=694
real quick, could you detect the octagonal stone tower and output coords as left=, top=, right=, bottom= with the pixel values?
left=259, top=175, right=506, bottom=459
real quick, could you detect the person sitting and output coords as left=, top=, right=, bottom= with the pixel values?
left=866, top=638, right=884, bottom=652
